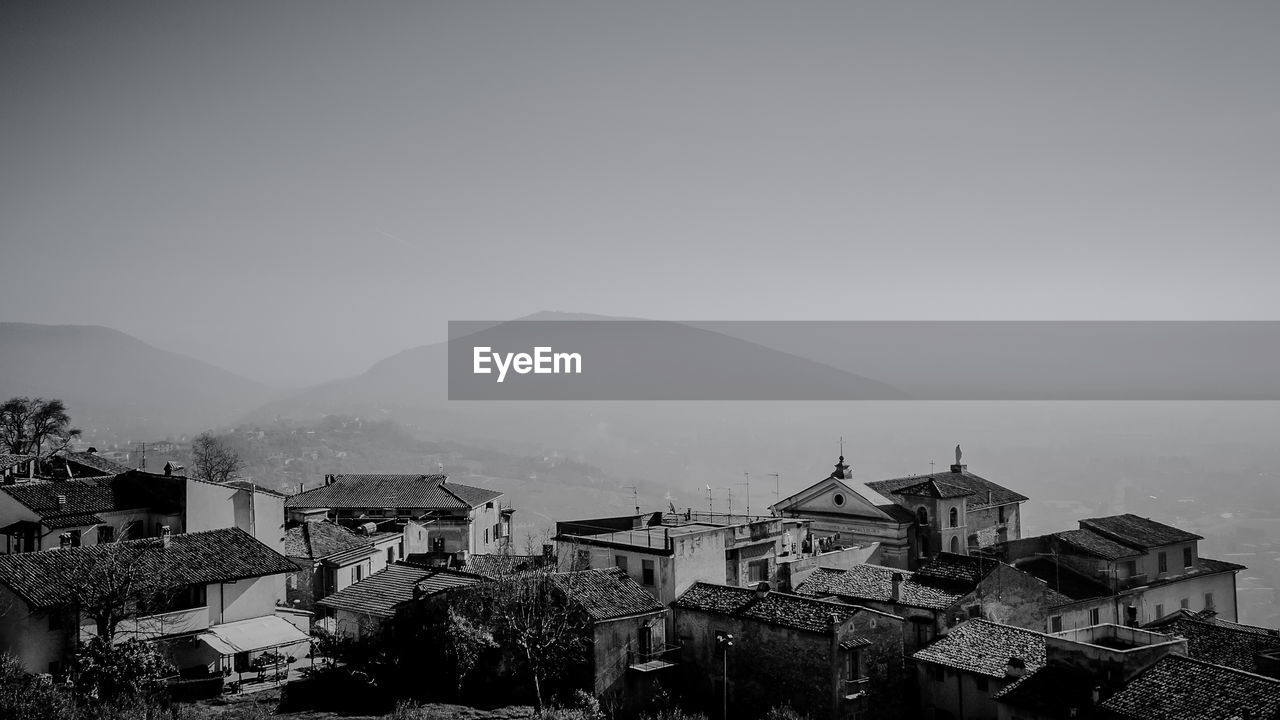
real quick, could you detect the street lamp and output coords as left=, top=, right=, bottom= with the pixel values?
left=716, top=632, right=734, bottom=720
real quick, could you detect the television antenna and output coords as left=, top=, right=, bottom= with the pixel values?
left=621, top=485, right=640, bottom=516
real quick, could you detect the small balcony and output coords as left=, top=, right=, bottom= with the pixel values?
left=628, top=643, right=682, bottom=673
left=842, top=677, right=871, bottom=701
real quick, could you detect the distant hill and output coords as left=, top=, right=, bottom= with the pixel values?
left=0, top=322, right=272, bottom=440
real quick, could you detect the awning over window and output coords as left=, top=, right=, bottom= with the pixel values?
left=197, top=615, right=309, bottom=656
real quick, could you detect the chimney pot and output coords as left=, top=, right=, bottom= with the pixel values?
left=1005, top=656, right=1026, bottom=678
left=891, top=572, right=903, bottom=604
left=755, top=581, right=771, bottom=598
left=56, top=494, right=66, bottom=507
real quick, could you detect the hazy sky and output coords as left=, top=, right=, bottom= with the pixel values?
left=3, top=1, right=1278, bottom=386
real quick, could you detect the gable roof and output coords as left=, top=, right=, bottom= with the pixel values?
left=912, top=619, right=1046, bottom=678
left=891, top=478, right=975, bottom=499
left=285, top=474, right=501, bottom=511
left=770, top=474, right=917, bottom=524
left=0, top=527, right=298, bottom=609
left=913, top=552, right=999, bottom=585
left=673, top=581, right=864, bottom=633
left=1, top=478, right=151, bottom=528
left=1054, top=528, right=1144, bottom=560
left=1143, top=610, right=1280, bottom=674
left=57, top=451, right=131, bottom=476
left=1078, top=514, right=1201, bottom=549
left=1098, top=654, right=1280, bottom=720
left=284, top=521, right=371, bottom=561
left=316, top=563, right=482, bottom=618
left=795, top=561, right=975, bottom=611
left=465, top=554, right=553, bottom=578
left=552, top=568, right=665, bottom=622
left=867, top=467, right=1026, bottom=510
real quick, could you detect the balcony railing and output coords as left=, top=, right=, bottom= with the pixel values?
left=628, top=643, right=682, bottom=671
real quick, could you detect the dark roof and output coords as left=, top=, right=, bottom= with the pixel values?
left=1, top=478, right=151, bottom=527
left=673, top=582, right=864, bottom=634
left=1054, top=529, right=1144, bottom=560
left=58, top=451, right=130, bottom=476
left=992, top=666, right=1099, bottom=719
left=466, top=554, right=553, bottom=578
left=912, top=619, right=1046, bottom=678
left=914, top=553, right=999, bottom=585
left=1098, top=654, right=1280, bottom=719
left=552, top=568, right=664, bottom=622
left=795, top=563, right=968, bottom=611
left=867, top=468, right=1026, bottom=510
left=316, top=563, right=481, bottom=618
left=1012, top=557, right=1113, bottom=601
left=285, top=521, right=371, bottom=561
left=223, top=479, right=287, bottom=498
left=0, top=454, right=34, bottom=471
left=891, top=478, right=974, bottom=499
left=1143, top=611, right=1280, bottom=673
left=43, top=513, right=105, bottom=529
left=1079, top=514, right=1202, bottom=549
left=0, top=527, right=298, bottom=608
left=285, top=474, right=501, bottom=510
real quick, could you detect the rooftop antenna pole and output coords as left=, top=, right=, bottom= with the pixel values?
left=622, top=485, right=640, bottom=516
left=930, top=460, right=935, bottom=475
left=726, top=487, right=733, bottom=517
left=706, top=485, right=713, bottom=515
left=768, top=473, right=780, bottom=507
left=742, top=472, right=751, bottom=518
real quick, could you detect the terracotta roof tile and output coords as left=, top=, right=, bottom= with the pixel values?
left=1098, top=654, right=1280, bottom=719
left=1079, top=514, right=1202, bottom=549
left=285, top=474, right=501, bottom=510
left=912, top=619, right=1046, bottom=678
left=0, top=527, right=298, bottom=608
left=284, top=521, right=370, bottom=561
left=795, top=564, right=968, bottom=611
left=1054, top=528, right=1144, bottom=560
left=673, top=582, right=863, bottom=634
left=1143, top=611, right=1280, bottom=674
left=317, top=564, right=482, bottom=618
left=552, top=568, right=664, bottom=622
left=868, top=469, right=1026, bottom=510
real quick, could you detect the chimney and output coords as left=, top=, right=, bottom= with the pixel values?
left=755, top=581, right=771, bottom=599
left=160, top=525, right=172, bottom=548
left=1005, top=656, right=1026, bottom=679
left=324, top=474, right=335, bottom=486
left=828, top=612, right=842, bottom=629
left=891, top=572, right=903, bottom=604
left=56, top=494, right=67, bottom=508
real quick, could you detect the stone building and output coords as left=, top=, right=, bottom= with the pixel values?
left=672, top=582, right=905, bottom=720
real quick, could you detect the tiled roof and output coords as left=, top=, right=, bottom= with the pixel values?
left=912, top=619, right=1046, bottom=678
left=1197, top=557, right=1246, bottom=575
left=285, top=474, right=501, bottom=510
left=992, top=665, right=1099, bottom=718
left=914, top=553, right=999, bottom=585
left=0, top=527, right=298, bottom=608
left=1012, top=557, right=1113, bottom=601
left=0, top=454, right=34, bottom=471
left=466, top=554, right=552, bottom=578
left=672, top=582, right=861, bottom=634
left=552, top=568, right=664, bottom=622
left=1079, top=514, right=1202, bottom=549
left=43, top=513, right=105, bottom=529
left=1054, top=529, right=1143, bottom=560
left=671, top=582, right=758, bottom=615
left=223, top=479, right=287, bottom=498
left=285, top=521, right=370, bottom=561
left=891, top=478, right=974, bottom=499
left=1143, top=611, right=1280, bottom=673
left=1, top=479, right=149, bottom=528
left=1098, top=654, right=1280, bottom=719
left=316, top=563, right=481, bottom=618
left=867, top=468, right=1026, bottom=510
left=794, top=564, right=968, bottom=611
left=58, top=451, right=130, bottom=475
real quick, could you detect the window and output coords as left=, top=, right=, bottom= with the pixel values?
left=485, top=529, right=489, bottom=544
left=846, top=649, right=861, bottom=679
left=1204, top=592, right=1215, bottom=609
left=486, top=501, right=494, bottom=510
left=948, top=507, right=958, bottom=528
left=387, top=547, right=395, bottom=564
left=576, top=550, right=591, bottom=569
left=998, top=506, right=1006, bottom=524
left=1183, top=547, right=1193, bottom=568
left=917, top=507, right=929, bottom=525
left=920, top=536, right=930, bottom=558
left=1155, top=604, right=1164, bottom=618
left=748, top=559, right=769, bottom=583
left=1050, top=615, right=1063, bottom=633
left=124, top=520, right=143, bottom=540
left=615, top=555, right=629, bottom=572
left=975, top=676, right=989, bottom=692
left=1158, top=551, right=1168, bottom=574
left=642, top=559, right=655, bottom=586
left=169, top=584, right=207, bottom=611
left=833, top=493, right=846, bottom=507
left=97, top=526, right=115, bottom=543
left=49, top=610, right=64, bottom=631
left=398, top=541, right=404, bottom=558
left=967, top=605, right=980, bottom=619
left=949, top=536, right=960, bottom=554
left=355, top=565, right=364, bottom=583
left=1124, top=560, right=1137, bottom=576
left=1180, top=598, right=1189, bottom=609
left=1090, top=608, right=1100, bottom=625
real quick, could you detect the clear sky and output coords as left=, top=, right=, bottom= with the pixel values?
left=3, top=1, right=1277, bottom=386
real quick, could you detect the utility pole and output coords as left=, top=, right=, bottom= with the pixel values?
left=717, top=632, right=734, bottom=720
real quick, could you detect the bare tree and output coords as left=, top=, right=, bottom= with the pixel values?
left=190, top=431, right=242, bottom=484
left=68, top=535, right=175, bottom=642
left=0, top=397, right=80, bottom=458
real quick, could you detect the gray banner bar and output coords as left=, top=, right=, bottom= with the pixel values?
left=448, top=321, right=1280, bottom=400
